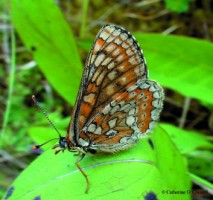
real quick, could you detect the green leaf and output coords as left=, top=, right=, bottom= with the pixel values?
left=134, top=34, right=213, bottom=105
left=164, top=0, right=190, bottom=13
left=187, top=150, right=213, bottom=177
left=160, top=123, right=213, bottom=177
left=4, top=127, right=191, bottom=199
left=160, top=123, right=213, bottom=153
left=11, top=0, right=82, bottom=105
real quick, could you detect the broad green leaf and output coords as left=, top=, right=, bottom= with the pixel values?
left=160, top=123, right=213, bottom=153
left=160, top=123, right=213, bottom=177
left=187, top=150, right=213, bottom=177
left=134, top=34, right=213, bottom=105
left=4, top=127, right=191, bottom=200
left=11, top=0, right=82, bottom=105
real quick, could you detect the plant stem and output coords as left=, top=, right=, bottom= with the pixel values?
left=1, top=25, right=16, bottom=138
left=80, top=0, right=89, bottom=39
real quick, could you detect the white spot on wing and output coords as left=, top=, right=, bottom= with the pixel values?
left=122, top=41, right=129, bottom=48
left=106, top=84, right=115, bottom=96
left=116, top=54, right=124, bottom=62
left=108, top=70, right=117, bottom=80
left=102, top=104, right=112, bottom=115
left=96, top=71, right=106, bottom=85
left=91, top=54, right=96, bottom=64
left=151, top=109, right=160, bottom=121
left=129, top=108, right=136, bottom=115
left=149, top=85, right=157, bottom=92
left=107, top=36, right=115, bottom=43
left=148, top=121, right=156, bottom=130
left=88, top=124, right=96, bottom=132
left=152, top=99, right=162, bottom=108
left=113, top=29, right=121, bottom=36
left=129, top=56, right=137, bottom=65
left=153, top=90, right=163, bottom=99
left=84, top=93, right=95, bottom=104
left=106, top=43, right=116, bottom=52
left=126, top=48, right=134, bottom=56
left=118, top=65, right=125, bottom=72
left=94, top=127, right=102, bottom=135
left=95, top=54, right=105, bottom=66
left=120, top=103, right=130, bottom=112
left=108, top=118, right=118, bottom=128
left=110, top=105, right=120, bottom=115
left=120, top=76, right=127, bottom=83
left=105, top=129, right=117, bottom=138
left=107, top=62, right=115, bottom=69
left=79, top=138, right=89, bottom=146
left=134, top=66, right=140, bottom=74
left=94, top=42, right=101, bottom=53
left=114, top=37, right=122, bottom=45
left=126, top=116, right=135, bottom=126
left=139, top=82, right=150, bottom=89
left=102, top=57, right=112, bottom=66
left=127, top=84, right=138, bottom=92
left=112, top=48, right=121, bottom=57
left=92, top=68, right=101, bottom=82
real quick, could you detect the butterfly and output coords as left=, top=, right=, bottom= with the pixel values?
left=33, top=24, right=164, bottom=193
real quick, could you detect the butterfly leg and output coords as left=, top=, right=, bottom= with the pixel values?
left=74, top=151, right=81, bottom=156
left=75, top=154, right=90, bottom=193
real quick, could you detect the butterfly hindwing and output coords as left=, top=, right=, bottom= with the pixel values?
left=79, top=80, right=164, bottom=152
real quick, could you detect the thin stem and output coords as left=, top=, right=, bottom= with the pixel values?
left=1, top=25, right=16, bottom=138
left=80, top=0, right=89, bottom=39
left=179, top=97, right=191, bottom=128
left=189, top=173, right=213, bottom=195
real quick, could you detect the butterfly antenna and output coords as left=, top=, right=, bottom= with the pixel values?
left=32, top=95, right=62, bottom=140
left=32, top=138, right=59, bottom=149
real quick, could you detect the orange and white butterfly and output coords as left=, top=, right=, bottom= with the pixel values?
left=34, top=24, right=164, bottom=193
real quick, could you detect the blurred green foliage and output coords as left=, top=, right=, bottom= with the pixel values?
left=1, top=0, right=213, bottom=199
left=165, top=0, right=190, bottom=13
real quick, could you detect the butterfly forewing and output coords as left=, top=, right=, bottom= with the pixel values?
left=70, top=25, right=148, bottom=142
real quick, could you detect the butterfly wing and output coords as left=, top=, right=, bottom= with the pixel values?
left=68, top=25, right=148, bottom=145
left=79, top=79, right=164, bottom=152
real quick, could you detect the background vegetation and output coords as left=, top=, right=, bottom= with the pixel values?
left=1, top=0, right=213, bottom=199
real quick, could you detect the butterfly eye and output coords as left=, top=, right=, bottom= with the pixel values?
left=59, top=137, right=68, bottom=149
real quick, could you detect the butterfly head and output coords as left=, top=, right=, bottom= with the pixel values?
left=59, top=136, right=68, bottom=149
left=33, top=136, right=70, bottom=154
left=51, top=136, right=69, bottom=154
